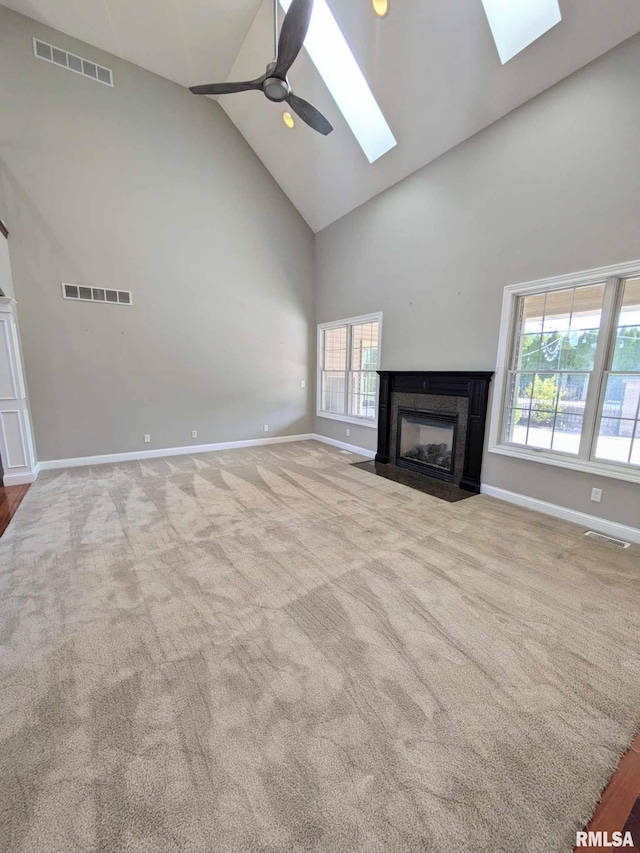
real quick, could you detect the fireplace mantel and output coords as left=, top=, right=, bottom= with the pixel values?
left=376, top=371, right=494, bottom=493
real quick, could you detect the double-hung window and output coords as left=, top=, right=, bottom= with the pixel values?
left=317, top=313, right=382, bottom=427
left=490, top=261, right=640, bottom=482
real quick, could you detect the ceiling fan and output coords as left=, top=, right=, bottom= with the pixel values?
left=189, top=0, right=333, bottom=136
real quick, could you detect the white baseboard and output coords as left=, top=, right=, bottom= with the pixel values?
left=311, top=434, right=376, bottom=459
left=481, top=484, right=640, bottom=545
left=37, top=434, right=315, bottom=472
left=2, top=469, right=38, bottom=485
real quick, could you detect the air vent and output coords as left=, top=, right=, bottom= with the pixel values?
left=584, top=530, right=631, bottom=549
left=62, top=283, right=132, bottom=306
left=33, top=39, right=113, bottom=87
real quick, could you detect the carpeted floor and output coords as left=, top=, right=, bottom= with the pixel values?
left=1, top=440, right=639, bottom=852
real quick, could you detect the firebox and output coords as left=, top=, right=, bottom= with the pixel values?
left=396, top=408, right=458, bottom=482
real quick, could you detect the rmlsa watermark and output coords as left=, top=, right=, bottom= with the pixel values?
left=575, top=830, right=635, bottom=848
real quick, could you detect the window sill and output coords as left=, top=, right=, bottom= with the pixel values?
left=489, top=443, right=640, bottom=485
left=317, top=411, right=378, bottom=429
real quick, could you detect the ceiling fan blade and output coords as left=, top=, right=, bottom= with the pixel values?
left=286, top=93, right=333, bottom=135
left=189, top=78, right=264, bottom=96
left=274, top=0, right=313, bottom=78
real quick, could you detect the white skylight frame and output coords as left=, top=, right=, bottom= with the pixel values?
left=481, top=0, right=562, bottom=65
left=280, top=0, right=396, bottom=163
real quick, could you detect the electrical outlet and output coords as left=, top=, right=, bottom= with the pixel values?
left=346, top=429, right=350, bottom=437
left=263, top=424, right=269, bottom=432
left=591, top=487, right=602, bottom=503
left=144, top=434, right=151, bottom=443
left=191, top=430, right=198, bottom=439
left=301, top=379, right=306, bottom=388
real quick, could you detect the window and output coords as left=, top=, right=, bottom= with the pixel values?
left=490, top=262, right=640, bottom=483
left=481, top=0, right=561, bottom=65
left=503, top=282, right=605, bottom=456
left=318, top=313, right=382, bottom=427
left=595, top=277, right=640, bottom=466
left=279, top=0, right=396, bottom=163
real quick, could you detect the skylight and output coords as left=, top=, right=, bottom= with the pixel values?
left=279, top=0, right=396, bottom=163
left=481, top=0, right=562, bottom=65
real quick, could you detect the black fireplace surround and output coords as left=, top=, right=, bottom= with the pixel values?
left=376, top=371, right=494, bottom=494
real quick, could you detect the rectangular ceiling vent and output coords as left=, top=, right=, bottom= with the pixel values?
left=33, top=38, right=113, bottom=87
left=62, top=283, right=132, bottom=306
left=584, top=530, right=631, bottom=549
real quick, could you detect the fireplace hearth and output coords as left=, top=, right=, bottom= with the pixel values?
left=376, top=371, right=493, bottom=493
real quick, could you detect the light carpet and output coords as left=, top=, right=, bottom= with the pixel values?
left=0, top=441, right=639, bottom=852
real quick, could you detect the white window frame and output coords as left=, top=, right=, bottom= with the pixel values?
left=317, top=312, right=382, bottom=428
left=489, top=258, right=640, bottom=485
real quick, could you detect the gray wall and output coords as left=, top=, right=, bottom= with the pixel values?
left=0, top=6, right=315, bottom=462
left=315, top=34, right=640, bottom=528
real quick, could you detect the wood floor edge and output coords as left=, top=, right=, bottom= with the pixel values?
left=0, top=482, right=30, bottom=538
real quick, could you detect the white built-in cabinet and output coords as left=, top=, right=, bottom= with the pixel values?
left=0, top=296, right=36, bottom=485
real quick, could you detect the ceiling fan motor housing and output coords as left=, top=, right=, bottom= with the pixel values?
left=263, top=77, right=290, bottom=102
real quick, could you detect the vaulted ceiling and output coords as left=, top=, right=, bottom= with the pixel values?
left=3, top=0, right=640, bottom=231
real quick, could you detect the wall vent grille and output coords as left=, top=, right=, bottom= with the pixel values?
left=584, top=530, right=631, bottom=549
left=33, top=38, right=113, bottom=87
left=62, top=283, right=132, bottom=306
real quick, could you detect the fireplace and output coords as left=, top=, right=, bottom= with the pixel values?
left=376, top=371, right=493, bottom=493
left=396, top=408, right=458, bottom=481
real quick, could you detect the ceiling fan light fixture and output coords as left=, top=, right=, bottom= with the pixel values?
left=372, top=0, right=389, bottom=18
left=282, top=111, right=295, bottom=129
left=264, top=77, right=290, bottom=102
